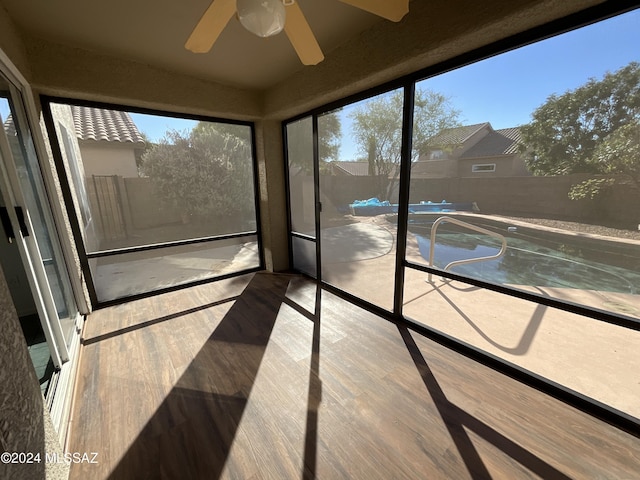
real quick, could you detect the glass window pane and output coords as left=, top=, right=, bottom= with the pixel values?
left=319, top=90, right=403, bottom=311
left=1, top=84, right=78, bottom=348
left=49, top=104, right=258, bottom=253
left=407, top=9, right=640, bottom=320
left=286, top=116, right=315, bottom=235
left=291, top=236, right=316, bottom=277
left=404, top=9, right=640, bottom=421
left=91, top=236, right=260, bottom=302
left=403, top=267, right=640, bottom=420
left=47, top=102, right=261, bottom=303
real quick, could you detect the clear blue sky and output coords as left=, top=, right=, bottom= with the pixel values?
left=421, top=8, right=640, bottom=131
left=112, top=9, right=640, bottom=158
left=0, top=97, right=10, bottom=123
left=339, top=8, right=640, bottom=160
left=128, top=112, right=197, bottom=143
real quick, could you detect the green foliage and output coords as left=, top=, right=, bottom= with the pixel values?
left=569, top=122, right=640, bottom=199
left=568, top=178, right=615, bottom=200
left=520, top=62, right=640, bottom=201
left=287, top=113, right=341, bottom=174
left=318, top=112, right=341, bottom=166
left=521, top=62, right=640, bottom=176
left=590, top=121, right=640, bottom=181
left=134, top=131, right=154, bottom=173
left=141, top=123, right=255, bottom=219
left=349, top=88, right=460, bottom=201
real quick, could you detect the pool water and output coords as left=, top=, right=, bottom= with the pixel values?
left=416, top=232, right=640, bottom=294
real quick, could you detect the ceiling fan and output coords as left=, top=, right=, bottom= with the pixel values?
left=185, top=0, right=409, bottom=66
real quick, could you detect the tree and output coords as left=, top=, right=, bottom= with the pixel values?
left=134, top=131, right=154, bottom=174
left=141, top=122, right=255, bottom=221
left=520, top=62, right=640, bottom=198
left=349, top=88, right=461, bottom=201
left=286, top=113, right=341, bottom=174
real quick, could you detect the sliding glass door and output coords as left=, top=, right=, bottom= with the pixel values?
left=0, top=70, right=79, bottom=387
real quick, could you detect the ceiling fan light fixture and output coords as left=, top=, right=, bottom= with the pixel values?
left=237, top=0, right=286, bottom=38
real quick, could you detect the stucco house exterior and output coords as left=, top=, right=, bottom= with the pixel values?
left=72, top=105, right=145, bottom=178
left=412, top=122, right=530, bottom=178
left=328, top=122, right=528, bottom=179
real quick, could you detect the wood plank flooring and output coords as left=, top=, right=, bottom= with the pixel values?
left=67, top=272, right=640, bottom=479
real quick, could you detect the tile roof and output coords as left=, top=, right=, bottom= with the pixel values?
left=459, top=127, right=522, bottom=158
left=426, top=122, right=489, bottom=146
left=331, top=161, right=372, bottom=176
left=3, top=114, right=17, bottom=136
left=72, top=106, right=145, bottom=144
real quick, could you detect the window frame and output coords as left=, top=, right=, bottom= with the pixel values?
left=283, top=2, right=640, bottom=437
left=41, top=96, right=265, bottom=308
left=471, top=163, right=496, bottom=173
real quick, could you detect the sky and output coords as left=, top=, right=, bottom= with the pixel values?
left=0, top=98, right=10, bottom=125
left=337, top=8, right=640, bottom=160
left=97, top=9, right=639, bottom=160
left=128, top=112, right=197, bottom=143
left=420, top=9, right=640, bottom=131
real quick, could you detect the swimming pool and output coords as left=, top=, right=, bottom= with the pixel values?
left=414, top=223, right=640, bottom=294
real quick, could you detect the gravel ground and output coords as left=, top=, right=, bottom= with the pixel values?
left=502, top=217, right=640, bottom=241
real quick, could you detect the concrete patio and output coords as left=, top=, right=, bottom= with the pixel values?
left=320, top=215, right=640, bottom=420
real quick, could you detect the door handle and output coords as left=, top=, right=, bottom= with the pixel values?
left=15, top=206, right=29, bottom=237
left=0, top=206, right=15, bottom=243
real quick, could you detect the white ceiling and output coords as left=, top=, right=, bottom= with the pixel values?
left=0, top=0, right=386, bottom=90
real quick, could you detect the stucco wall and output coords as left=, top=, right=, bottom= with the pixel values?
left=254, top=119, right=288, bottom=272
left=35, top=99, right=92, bottom=313
left=0, top=265, right=69, bottom=480
left=0, top=5, right=31, bottom=80
left=263, top=0, right=605, bottom=120
left=120, top=177, right=181, bottom=229
left=25, top=37, right=262, bottom=123
left=409, top=174, right=640, bottom=228
left=0, top=265, right=45, bottom=480
left=315, top=173, right=639, bottom=228
left=49, top=103, right=101, bottom=260
left=79, top=142, right=139, bottom=178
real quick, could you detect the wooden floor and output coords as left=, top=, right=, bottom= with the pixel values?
left=67, top=272, right=640, bottom=479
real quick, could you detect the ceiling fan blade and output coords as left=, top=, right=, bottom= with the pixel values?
left=284, top=2, right=324, bottom=66
left=338, top=0, right=408, bottom=22
left=185, top=0, right=236, bottom=53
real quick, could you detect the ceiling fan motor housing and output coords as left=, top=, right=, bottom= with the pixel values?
left=237, top=0, right=287, bottom=38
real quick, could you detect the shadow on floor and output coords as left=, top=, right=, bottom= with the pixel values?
left=283, top=284, right=322, bottom=480
left=108, top=272, right=292, bottom=480
left=398, top=324, right=572, bottom=480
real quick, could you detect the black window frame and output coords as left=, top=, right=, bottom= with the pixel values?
left=283, top=0, right=640, bottom=437
left=41, top=96, right=265, bottom=309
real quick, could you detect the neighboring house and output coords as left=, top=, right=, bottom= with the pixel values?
left=329, top=161, right=400, bottom=177
left=413, top=122, right=530, bottom=178
left=329, top=161, right=375, bottom=176
left=328, top=122, right=528, bottom=179
left=72, top=106, right=146, bottom=178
